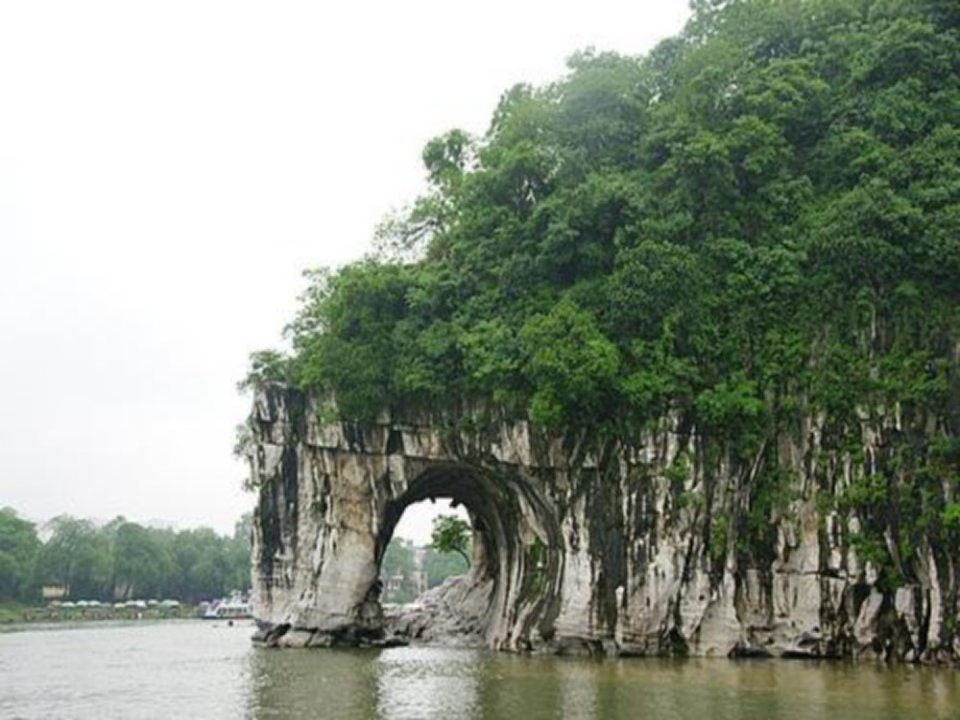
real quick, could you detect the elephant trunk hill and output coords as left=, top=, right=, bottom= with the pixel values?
left=240, top=0, right=960, bottom=662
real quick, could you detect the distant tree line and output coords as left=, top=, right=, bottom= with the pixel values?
left=0, top=507, right=252, bottom=605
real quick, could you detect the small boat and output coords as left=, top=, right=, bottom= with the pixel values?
left=202, top=597, right=253, bottom=620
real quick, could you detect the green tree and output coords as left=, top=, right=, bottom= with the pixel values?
left=225, top=513, right=253, bottom=593
left=112, top=522, right=175, bottom=600
left=238, top=349, right=291, bottom=391
left=34, top=516, right=111, bottom=600
left=429, top=515, right=471, bottom=567
left=0, top=508, right=40, bottom=602
left=171, top=527, right=230, bottom=602
left=521, top=300, right=621, bottom=428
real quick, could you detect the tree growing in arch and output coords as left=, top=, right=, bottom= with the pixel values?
left=429, top=515, right=471, bottom=567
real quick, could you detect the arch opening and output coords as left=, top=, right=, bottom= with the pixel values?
left=371, top=464, right=526, bottom=646
left=378, top=498, right=470, bottom=604
left=364, top=463, right=561, bottom=648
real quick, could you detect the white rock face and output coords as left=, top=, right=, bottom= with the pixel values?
left=246, top=385, right=959, bottom=661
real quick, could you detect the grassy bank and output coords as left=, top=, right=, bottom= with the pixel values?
left=0, top=603, right=30, bottom=624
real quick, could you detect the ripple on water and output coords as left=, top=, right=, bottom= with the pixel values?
left=2, top=623, right=959, bottom=719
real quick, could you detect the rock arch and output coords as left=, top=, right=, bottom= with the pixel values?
left=375, top=462, right=560, bottom=647
left=244, top=384, right=960, bottom=660
left=247, top=385, right=572, bottom=650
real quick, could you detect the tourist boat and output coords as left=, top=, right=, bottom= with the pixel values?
left=201, top=597, right=253, bottom=620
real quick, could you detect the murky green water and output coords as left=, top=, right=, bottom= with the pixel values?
left=1, top=621, right=958, bottom=719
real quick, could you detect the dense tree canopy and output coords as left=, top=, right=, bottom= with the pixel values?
left=247, top=0, right=958, bottom=586
left=249, top=0, right=957, bottom=436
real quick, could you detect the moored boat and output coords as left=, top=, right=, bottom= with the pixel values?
left=201, top=596, right=253, bottom=620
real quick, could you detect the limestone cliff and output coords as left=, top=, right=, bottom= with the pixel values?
left=245, top=382, right=959, bottom=661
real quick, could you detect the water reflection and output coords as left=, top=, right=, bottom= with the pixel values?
left=246, top=645, right=377, bottom=720
left=3, top=622, right=959, bottom=720
left=375, top=647, right=481, bottom=720
left=559, top=658, right=598, bottom=719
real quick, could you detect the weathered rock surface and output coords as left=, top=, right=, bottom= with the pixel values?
left=383, top=574, right=492, bottom=647
left=245, top=384, right=960, bottom=661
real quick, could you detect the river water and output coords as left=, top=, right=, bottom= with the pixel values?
left=1, top=620, right=958, bottom=719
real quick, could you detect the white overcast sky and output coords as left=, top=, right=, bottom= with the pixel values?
left=0, top=0, right=690, bottom=543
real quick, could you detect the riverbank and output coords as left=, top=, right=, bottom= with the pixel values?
left=0, top=602, right=197, bottom=625
left=0, top=603, right=29, bottom=624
